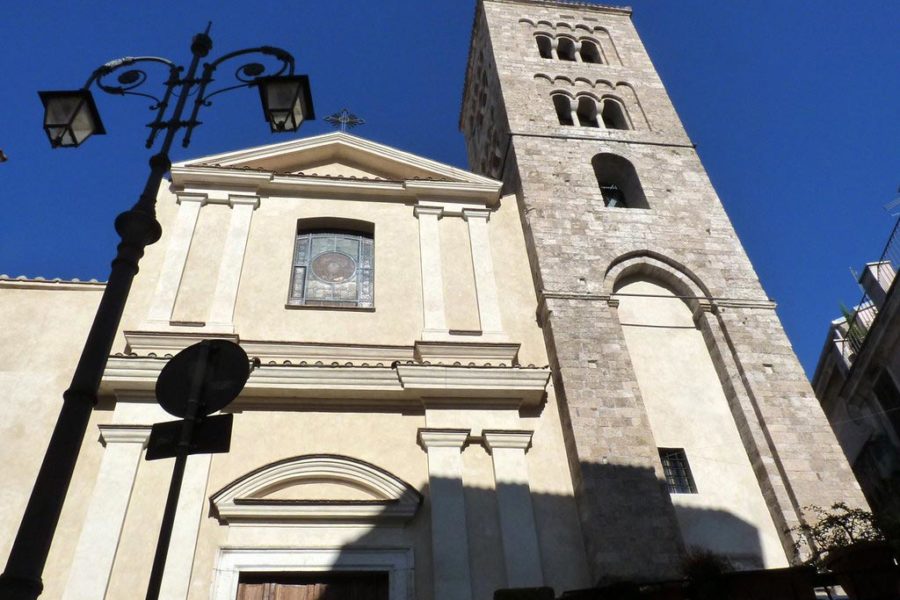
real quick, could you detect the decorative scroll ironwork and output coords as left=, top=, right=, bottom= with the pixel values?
left=79, top=32, right=296, bottom=148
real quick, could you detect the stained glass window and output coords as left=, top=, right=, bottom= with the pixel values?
left=289, top=230, right=374, bottom=308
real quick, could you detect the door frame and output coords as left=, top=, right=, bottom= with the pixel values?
left=211, top=547, right=414, bottom=600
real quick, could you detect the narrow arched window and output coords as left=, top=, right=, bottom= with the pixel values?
left=580, top=40, right=603, bottom=64
left=576, top=97, right=600, bottom=127
left=552, top=94, right=574, bottom=126
left=536, top=35, right=553, bottom=59
left=592, top=153, right=648, bottom=209
left=557, top=37, right=577, bottom=61
left=601, top=98, right=631, bottom=130
left=289, top=220, right=374, bottom=307
left=600, top=184, right=627, bottom=208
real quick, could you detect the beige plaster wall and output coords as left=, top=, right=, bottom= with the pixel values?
left=234, top=194, right=423, bottom=343
left=488, top=192, right=549, bottom=368
left=119, top=175, right=549, bottom=367
left=172, top=202, right=230, bottom=323
left=0, top=282, right=114, bottom=598
left=186, top=408, right=430, bottom=600
left=4, top=151, right=577, bottom=598
left=617, top=279, right=788, bottom=568
left=441, top=216, right=480, bottom=332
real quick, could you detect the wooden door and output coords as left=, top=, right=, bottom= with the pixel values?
left=236, top=572, right=389, bottom=600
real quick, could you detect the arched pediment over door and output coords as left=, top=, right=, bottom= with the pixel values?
left=210, top=454, right=423, bottom=525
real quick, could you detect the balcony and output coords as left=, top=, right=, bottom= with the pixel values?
left=832, top=216, right=900, bottom=371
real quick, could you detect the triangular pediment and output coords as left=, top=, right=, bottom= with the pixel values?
left=210, top=454, right=422, bottom=524
left=175, top=131, right=497, bottom=186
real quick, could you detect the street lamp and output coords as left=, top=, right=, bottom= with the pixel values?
left=38, top=90, right=106, bottom=148
left=258, top=75, right=315, bottom=132
left=0, top=24, right=313, bottom=600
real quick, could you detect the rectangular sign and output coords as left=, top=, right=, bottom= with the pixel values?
left=145, top=414, right=233, bottom=461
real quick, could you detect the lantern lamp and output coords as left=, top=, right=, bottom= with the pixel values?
left=38, top=89, right=106, bottom=148
left=257, top=75, right=314, bottom=133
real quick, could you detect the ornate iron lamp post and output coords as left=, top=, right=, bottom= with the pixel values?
left=0, top=24, right=313, bottom=600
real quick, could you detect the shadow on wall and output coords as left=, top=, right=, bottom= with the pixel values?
left=573, top=460, right=765, bottom=583
left=189, top=452, right=765, bottom=599
left=672, top=504, right=765, bottom=570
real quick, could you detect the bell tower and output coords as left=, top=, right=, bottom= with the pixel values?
left=461, top=0, right=867, bottom=582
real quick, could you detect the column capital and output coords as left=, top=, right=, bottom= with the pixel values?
left=418, top=428, right=470, bottom=450
left=414, top=205, right=444, bottom=219
left=228, top=194, right=260, bottom=209
left=462, top=208, right=491, bottom=222
left=483, top=429, right=533, bottom=453
left=176, top=192, right=207, bottom=206
left=98, top=424, right=152, bottom=447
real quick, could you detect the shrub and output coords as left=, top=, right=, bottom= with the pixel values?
left=790, top=502, right=885, bottom=568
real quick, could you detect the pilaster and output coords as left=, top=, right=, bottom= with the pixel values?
left=483, top=430, right=543, bottom=588
left=414, top=206, right=448, bottom=339
left=463, top=209, right=505, bottom=340
left=62, top=425, right=151, bottom=600
left=159, top=453, right=213, bottom=599
left=144, top=193, right=205, bottom=327
left=207, top=195, right=259, bottom=332
left=417, top=428, right=473, bottom=600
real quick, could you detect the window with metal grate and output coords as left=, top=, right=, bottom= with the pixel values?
left=658, top=447, right=698, bottom=494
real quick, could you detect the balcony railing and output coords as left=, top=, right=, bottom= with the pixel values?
left=836, top=216, right=900, bottom=367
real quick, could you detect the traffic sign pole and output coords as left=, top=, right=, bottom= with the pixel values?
left=144, top=341, right=209, bottom=600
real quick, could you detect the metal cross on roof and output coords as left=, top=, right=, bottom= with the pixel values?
left=325, top=108, right=365, bottom=132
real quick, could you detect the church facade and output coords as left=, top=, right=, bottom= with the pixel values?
left=0, top=1, right=866, bottom=599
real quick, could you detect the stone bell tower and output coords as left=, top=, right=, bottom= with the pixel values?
left=461, top=0, right=867, bottom=583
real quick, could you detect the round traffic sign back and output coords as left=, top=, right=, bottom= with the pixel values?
left=155, top=340, right=250, bottom=418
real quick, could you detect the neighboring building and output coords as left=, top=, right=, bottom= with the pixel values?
left=0, top=1, right=867, bottom=599
left=812, top=219, right=900, bottom=532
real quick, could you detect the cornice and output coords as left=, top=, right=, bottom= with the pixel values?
left=414, top=340, right=520, bottom=365
left=417, top=428, right=471, bottom=450
left=170, top=165, right=501, bottom=207
left=102, top=355, right=550, bottom=409
left=176, top=132, right=498, bottom=182
left=124, top=332, right=521, bottom=368
left=0, top=275, right=106, bottom=291
left=98, top=424, right=153, bottom=446
left=538, top=289, right=777, bottom=311
left=487, top=0, right=632, bottom=17
left=482, top=429, right=534, bottom=452
left=395, top=364, right=549, bottom=401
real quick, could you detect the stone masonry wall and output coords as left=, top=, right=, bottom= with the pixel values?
left=462, top=0, right=869, bottom=582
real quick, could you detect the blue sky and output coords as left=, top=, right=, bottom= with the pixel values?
left=1, top=1, right=897, bottom=377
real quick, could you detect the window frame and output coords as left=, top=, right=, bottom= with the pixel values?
left=535, top=34, right=553, bottom=59
left=579, top=39, right=604, bottom=64
left=552, top=93, right=574, bottom=126
left=287, top=224, right=375, bottom=310
left=658, top=447, right=698, bottom=494
left=600, top=96, right=632, bottom=130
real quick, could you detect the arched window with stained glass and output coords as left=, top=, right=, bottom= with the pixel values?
left=289, top=220, right=374, bottom=308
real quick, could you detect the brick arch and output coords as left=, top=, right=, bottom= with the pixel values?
left=598, top=94, right=634, bottom=130
left=603, top=250, right=808, bottom=558
left=614, top=82, right=650, bottom=130
left=574, top=90, right=602, bottom=102
left=604, top=251, right=713, bottom=314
